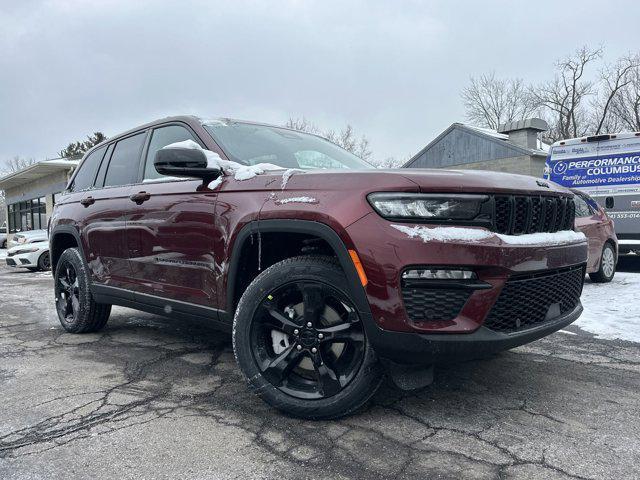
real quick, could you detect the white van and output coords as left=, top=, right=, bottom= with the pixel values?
left=544, top=132, right=640, bottom=254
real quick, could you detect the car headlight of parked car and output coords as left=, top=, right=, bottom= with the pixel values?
left=14, top=246, right=41, bottom=255
left=367, top=193, right=489, bottom=221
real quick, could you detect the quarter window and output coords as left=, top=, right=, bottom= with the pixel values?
left=103, top=132, right=146, bottom=187
left=144, top=125, right=198, bottom=181
left=71, top=145, right=107, bottom=191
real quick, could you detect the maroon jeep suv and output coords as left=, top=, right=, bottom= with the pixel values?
left=50, top=116, right=587, bottom=419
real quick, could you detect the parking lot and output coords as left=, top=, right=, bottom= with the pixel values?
left=1, top=259, right=639, bottom=480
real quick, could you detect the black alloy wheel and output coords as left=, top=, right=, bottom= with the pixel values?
left=55, top=260, right=80, bottom=323
left=251, top=281, right=366, bottom=400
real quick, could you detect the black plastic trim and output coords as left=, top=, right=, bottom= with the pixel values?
left=226, top=219, right=373, bottom=325
left=92, top=284, right=230, bottom=332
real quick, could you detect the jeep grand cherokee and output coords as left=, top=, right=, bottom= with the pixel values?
left=49, top=116, right=587, bottom=419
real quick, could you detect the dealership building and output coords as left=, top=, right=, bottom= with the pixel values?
left=404, top=118, right=550, bottom=177
left=0, top=159, right=78, bottom=239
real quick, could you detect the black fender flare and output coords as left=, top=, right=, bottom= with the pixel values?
left=49, top=225, right=89, bottom=273
left=226, top=219, right=373, bottom=323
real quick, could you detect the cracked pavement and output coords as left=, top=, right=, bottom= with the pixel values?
left=1, top=264, right=639, bottom=479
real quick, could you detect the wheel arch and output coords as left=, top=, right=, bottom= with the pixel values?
left=226, top=220, right=372, bottom=322
left=50, top=226, right=86, bottom=273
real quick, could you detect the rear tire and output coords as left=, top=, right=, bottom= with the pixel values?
left=233, top=255, right=383, bottom=420
left=589, top=242, right=616, bottom=283
left=54, top=248, right=111, bottom=333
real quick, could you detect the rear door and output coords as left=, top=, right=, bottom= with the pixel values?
left=126, top=122, right=221, bottom=310
left=80, top=131, right=147, bottom=290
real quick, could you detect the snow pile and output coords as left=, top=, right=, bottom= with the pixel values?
left=391, top=225, right=493, bottom=242
left=276, top=196, right=318, bottom=205
left=391, top=225, right=586, bottom=246
left=496, top=230, right=585, bottom=245
left=162, top=140, right=284, bottom=181
left=281, top=168, right=304, bottom=189
left=577, top=272, right=640, bottom=343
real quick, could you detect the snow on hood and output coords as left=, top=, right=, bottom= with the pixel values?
left=162, top=140, right=284, bottom=181
left=391, top=224, right=586, bottom=246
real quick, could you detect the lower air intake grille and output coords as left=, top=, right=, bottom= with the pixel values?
left=483, top=265, right=584, bottom=333
left=402, top=288, right=470, bottom=322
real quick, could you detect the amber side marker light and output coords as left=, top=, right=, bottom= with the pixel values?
left=348, top=249, right=368, bottom=287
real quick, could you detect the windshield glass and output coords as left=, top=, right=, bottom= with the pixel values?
left=203, top=120, right=374, bottom=170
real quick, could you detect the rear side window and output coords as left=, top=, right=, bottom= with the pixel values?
left=144, top=125, right=198, bottom=181
left=104, top=132, right=146, bottom=187
left=71, top=146, right=107, bottom=191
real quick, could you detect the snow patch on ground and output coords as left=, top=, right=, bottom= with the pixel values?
left=163, top=140, right=284, bottom=181
left=577, top=272, right=640, bottom=343
left=276, top=196, right=318, bottom=205
left=281, top=168, right=303, bottom=190
left=391, top=225, right=586, bottom=246
left=0, top=249, right=7, bottom=260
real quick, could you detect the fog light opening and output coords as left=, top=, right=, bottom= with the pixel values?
left=402, top=268, right=476, bottom=280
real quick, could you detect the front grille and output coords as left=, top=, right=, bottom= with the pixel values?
left=402, top=288, right=470, bottom=322
left=493, top=195, right=575, bottom=235
left=19, top=258, right=30, bottom=265
left=484, top=265, right=584, bottom=333
left=6, top=258, right=16, bottom=266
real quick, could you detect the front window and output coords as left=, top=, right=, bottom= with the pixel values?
left=203, top=120, right=373, bottom=170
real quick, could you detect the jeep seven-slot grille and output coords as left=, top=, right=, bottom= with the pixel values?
left=493, top=196, right=575, bottom=235
left=483, top=265, right=584, bottom=333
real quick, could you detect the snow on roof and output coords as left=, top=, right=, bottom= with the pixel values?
left=461, top=123, right=549, bottom=155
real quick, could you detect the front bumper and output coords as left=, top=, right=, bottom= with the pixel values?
left=346, top=213, right=588, bottom=334
left=365, top=303, right=582, bottom=365
left=5, top=253, right=38, bottom=268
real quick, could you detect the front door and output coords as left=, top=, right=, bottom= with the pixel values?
left=126, top=123, right=221, bottom=309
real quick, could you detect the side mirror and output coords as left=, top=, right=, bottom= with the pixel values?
left=605, top=196, right=614, bottom=209
left=154, top=147, right=221, bottom=180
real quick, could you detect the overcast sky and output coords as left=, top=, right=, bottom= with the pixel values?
left=1, top=0, right=639, bottom=163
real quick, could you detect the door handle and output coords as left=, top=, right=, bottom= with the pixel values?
left=129, top=191, right=151, bottom=204
left=80, top=196, right=95, bottom=207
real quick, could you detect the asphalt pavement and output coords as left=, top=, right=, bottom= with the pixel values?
left=1, top=261, right=639, bottom=480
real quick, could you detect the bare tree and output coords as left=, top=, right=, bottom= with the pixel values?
left=592, top=54, right=640, bottom=134
left=2, top=156, right=37, bottom=174
left=461, top=73, right=537, bottom=130
left=285, top=117, right=373, bottom=161
left=609, top=58, right=640, bottom=131
left=531, top=46, right=602, bottom=142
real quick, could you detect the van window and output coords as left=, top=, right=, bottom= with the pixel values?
left=104, top=132, right=146, bottom=187
left=94, top=143, right=114, bottom=187
left=144, top=125, right=197, bottom=181
left=71, top=146, right=107, bottom=191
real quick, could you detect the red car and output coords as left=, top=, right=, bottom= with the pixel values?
left=572, top=189, right=618, bottom=282
left=49, top=116, right=587, bottom=419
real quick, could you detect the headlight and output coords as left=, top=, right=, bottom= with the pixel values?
left=15, top=246, right=40, bottom=254
left=367, top=193, right=488, bottom=220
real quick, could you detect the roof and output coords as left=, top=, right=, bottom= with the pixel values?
left=404, top=122, right=550, bottom=168
left=550, top=131, right=640, bottom=147
left=0, top=159, right=79, bottom=191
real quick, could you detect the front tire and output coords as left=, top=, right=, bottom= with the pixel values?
left=38, top=251, right=51, bottom=271
left=54, top=248, right=111, bottom=333
left=233, top=256, right=383, bottom=420
left=589, top=242, right=616, bottom=283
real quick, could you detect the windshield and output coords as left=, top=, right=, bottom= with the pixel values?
left=203, top=120, right=374, bottom=170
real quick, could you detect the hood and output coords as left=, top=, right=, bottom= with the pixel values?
left=397, top=169, right=570, bottom=196
left=216, top=168, right=570, bottom=196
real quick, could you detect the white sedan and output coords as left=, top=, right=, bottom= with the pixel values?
left=5, top=241, right=50, bottom=271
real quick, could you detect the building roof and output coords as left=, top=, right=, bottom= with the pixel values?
left=404, top=123, right=550, bottom=168
left=0, top=159, right=79, bottom=191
